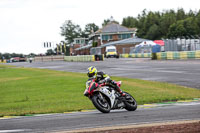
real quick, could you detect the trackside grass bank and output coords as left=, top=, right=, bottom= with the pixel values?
left=0, top=64, right=200, bottom=116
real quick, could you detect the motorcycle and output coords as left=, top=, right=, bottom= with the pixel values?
left=84, top=79, right=137, bottom=113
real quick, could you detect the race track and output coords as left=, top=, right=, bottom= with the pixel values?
left=10, top=58, right=200, bottom=89
left=2, top=58, right=200, bottom=132
left=0, top=101, right=200, bottom=132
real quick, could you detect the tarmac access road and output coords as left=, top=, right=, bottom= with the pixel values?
left=0, top=101, right=200, bottom=132
left=10, top=58, right=200, bottom=89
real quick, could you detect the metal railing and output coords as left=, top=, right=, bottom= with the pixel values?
left=164, top=38, right=200, bottom=51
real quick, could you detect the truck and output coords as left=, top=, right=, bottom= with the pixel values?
left=105, top=46, right=118, bottom=58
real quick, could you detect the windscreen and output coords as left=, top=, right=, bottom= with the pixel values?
left=107, top=49, right=116, bottom=52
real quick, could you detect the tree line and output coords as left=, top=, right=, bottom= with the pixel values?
left=122, top=8, right=200, bottom=40
left=60, top=8, right=200, bottom=44
left=0, top=53, right=36, bottom=60
left=60, top=18, right=118, bottom=44
left=2, top=9, right=199, bottom=56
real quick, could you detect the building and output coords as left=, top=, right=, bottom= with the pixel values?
left=75, top=21, right=137, bottom=55
left=70, top=38, right=88, bottom=55
left=90, top=22, right=137, bottom=47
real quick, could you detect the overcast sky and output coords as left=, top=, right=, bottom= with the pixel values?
left=0, top=0, right=200, bottom=54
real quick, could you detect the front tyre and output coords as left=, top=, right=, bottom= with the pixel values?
left=91, top=93, right=111, bottom=113
left=124, top=92, right=137, bottom=111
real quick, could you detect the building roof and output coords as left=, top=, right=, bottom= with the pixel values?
left=100, top=37, right=150, bottom=48
left=75, top=44, right=92, bottom=51
left=154, top=40, right=165, bottom=46
left=95, top=22, right=136, bottom=34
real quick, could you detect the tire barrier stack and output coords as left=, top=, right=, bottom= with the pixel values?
left=120, top=53, right=151, bottom=58
left=156, top=51, right=200, bottom=60
left=64, top=55, right=104, bottom=62
left=64, top=55, right=95, bottom=62
left=94, top=55, right=104, bottom=61
left=35, top=55, right=64, bottom=62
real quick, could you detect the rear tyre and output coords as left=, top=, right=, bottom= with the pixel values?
left=92, top=93, right=111, bottom=113
left=124, top=92, right=137, bottom=111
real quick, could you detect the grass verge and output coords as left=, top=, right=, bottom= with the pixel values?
left=0, top=64, right=200, bottom=116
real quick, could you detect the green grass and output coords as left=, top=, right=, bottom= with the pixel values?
left=0, top=64, right=200, bottom=116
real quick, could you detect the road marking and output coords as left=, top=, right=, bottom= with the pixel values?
left=0, top=129, right=26, bottom=133
left=0, top=116, right=17, bottom=119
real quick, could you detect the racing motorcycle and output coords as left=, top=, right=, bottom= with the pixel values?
left=84, top=79, right=137, bottom=113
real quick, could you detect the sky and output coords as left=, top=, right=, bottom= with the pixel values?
left=0, top=0, right=200, bottom=54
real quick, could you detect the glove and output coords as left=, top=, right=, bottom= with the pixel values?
left=99, top=77, right=111, bottom=84
left=110, top=80, right=116, bottom=85
left=105, top=77, right=111, bottom=83
left=99, top=79, right=106, bottom=84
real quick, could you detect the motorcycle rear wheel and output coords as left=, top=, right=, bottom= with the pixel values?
left=92, top=93, right=111, bottom=113
left=124, top=92, right=137, bottom=111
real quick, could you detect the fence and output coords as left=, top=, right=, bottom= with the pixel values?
left=34, top=55, right=64, bottom=62
left=164, top=38, right=200, bottom=51
left=122, top=38, right=200, bottom=54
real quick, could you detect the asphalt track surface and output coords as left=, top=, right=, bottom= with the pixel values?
left=0, top=102, right=200, bottom=132
left=2, top=58, right=200, bottom=132
left=10, top=58, right=200, bottom=89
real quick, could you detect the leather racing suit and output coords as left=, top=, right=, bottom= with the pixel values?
left=91, top=71, right=125, bottom=96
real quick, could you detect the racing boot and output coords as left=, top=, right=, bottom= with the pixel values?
left=111, top=80, right=126, bottom=97
left=115, top=84, right=126, bottom=97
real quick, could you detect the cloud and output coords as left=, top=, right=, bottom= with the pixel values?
left=0, top=0, right=200, bottom=54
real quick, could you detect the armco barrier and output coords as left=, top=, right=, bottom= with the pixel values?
left=156, top=51, right=200, bottom=60
left=120, top=53, right=151, bottom=58
left=64, top=55, right=95, bottom=62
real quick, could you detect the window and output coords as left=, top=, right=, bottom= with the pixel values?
left=107, top=49, right=116, bottom=52
left=102, top=35, right=112, bottom=41
left=118, top=34, right=122, bottom=39
left=76, top=40, right=80, bottom=44
left=81, top=40, right=84, bottom=44
left=118, top=34, right=131, bottom=39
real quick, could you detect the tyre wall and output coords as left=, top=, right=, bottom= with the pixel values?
left=120, top=53, right=151, bottom=58
left=64, top=55, right=95, bottom=62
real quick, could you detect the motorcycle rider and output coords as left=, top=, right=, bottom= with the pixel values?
left=87, top=66, right=126, bottom=96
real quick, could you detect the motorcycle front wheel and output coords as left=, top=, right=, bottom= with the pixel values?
left=91, top=93, right=111, bottom=113
left=124, top=92, right=137, bottom=111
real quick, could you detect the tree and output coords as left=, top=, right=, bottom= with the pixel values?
left=122, top=16, right=138, bottom=28
left=28, top=53, right=36, bottom=57
left=60, top=20, right=82, bottom=43
left=85, top=23, right=99, bottom=33
left=168, top=22, right=184, bottom=38
left=135, top=9, right=148, bottom=38
left=46, top=49, right=55, bottom=55
left=81, top=23, right=99, bottom=38
left=176, top=8, right=186, bottom=20
left=159, top=9, right=176, bottom=38
left=196, top=10, right=200, bottom=33
left=168, top=17, right=199, bottom=38
left=102, top=17, right=119, bottom=27
left=146, top=24, right=160, bottom=40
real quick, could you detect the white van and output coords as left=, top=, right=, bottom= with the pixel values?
left=105, top=46, right=118, bottom=58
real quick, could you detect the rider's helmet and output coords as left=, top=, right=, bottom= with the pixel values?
left=87, top=66, right=97, bottom=79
